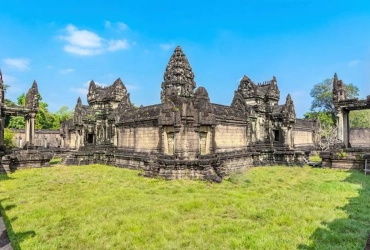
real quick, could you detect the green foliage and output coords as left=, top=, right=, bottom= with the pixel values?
left=309, top=155, right=322, bottom=162
left=0, top=165, right=369, bottom=249
left=349, top=110, right=370, bottom=128
left=310, top=79, right=359, bottom=113
left=3, top=128, right=14, bottom=149
left=336, top=149, right=347, bottom=158
left=7, top=116, right=25, bottom=129
left=35, top=101, right=55, bottom=129
left=309, top=78, right=359, bottom=125
left=16, top=93, right=26, bottom=106
left=304, top=79, right=359, bottom=127
left=5, top=93, right=73, bottom=130
left=303, top=111, right=334, bottom=127
left=52, top=106, right=73, bottom=129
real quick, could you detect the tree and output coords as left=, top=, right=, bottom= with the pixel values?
left=349, top=110, right=370, bottom=128
left=310, top=78, right=359, bottom=114
left=305, top=78, right=359, bottom=125
left=7, top=93, right=55, bottom=130
left=304, top=77, right=370, bottom=150
left=4, top=128, right=15, bottom=149
left=8, top=116, right=25, bottom=129
left=52, top=105, right=73, bottom=129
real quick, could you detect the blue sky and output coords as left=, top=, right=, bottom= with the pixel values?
left=0, top=0, right=369, bottom=117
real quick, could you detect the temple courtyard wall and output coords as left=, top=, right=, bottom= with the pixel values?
left=350, top=128, right=370, bottom=148
left=10, top=129, right=60, bottom=148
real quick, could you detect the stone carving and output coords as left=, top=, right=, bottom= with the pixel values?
left=161, top=46, right=196, bottom=102
left=0, top=75, right=52, bottom=172
left=25, top=80, right=39, bottom=110
left=60, top=46, right=304, bottom=181
left=332, top=73, right=347, bottom=102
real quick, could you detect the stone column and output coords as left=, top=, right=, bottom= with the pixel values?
left=114, top=128, right=118, bottom=146
left=343, top=110, right=349, bottom=147
left=29, top=113, right=35, bottom=146
left=25, top=115, right=30, bottom=144
left=0, top=117, right=4, bottom=150
left=336, top=108, right=344, bottom=143
left=81, top=128, right=85, bottom=147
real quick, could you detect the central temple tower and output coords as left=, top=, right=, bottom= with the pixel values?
left=160, top=46, right=196, bottom=102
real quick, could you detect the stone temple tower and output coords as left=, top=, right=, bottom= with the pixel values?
left=161, top=46, right=196, bottom=102
left=332, top=73, right=347, bottom=102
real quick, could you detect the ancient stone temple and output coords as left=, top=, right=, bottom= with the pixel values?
left=61, top=46, right=304, bottom=180
left=320, top=73, right=370, bottom=169
left=0, top=70, right=52, bottom=173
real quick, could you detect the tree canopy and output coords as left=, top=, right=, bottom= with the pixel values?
left=305, top=77, right=370, bottom=128
left=310, top=78, right=359, bottom=114
left=6, top=93, right=74, bottom=130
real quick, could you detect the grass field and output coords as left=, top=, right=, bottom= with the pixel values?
left=309, top=155, right=322, bottom=162
left=0, top=164, right=369, bottom=249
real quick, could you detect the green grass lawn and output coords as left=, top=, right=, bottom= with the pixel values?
left=0, top=165, right=369, bottom=250
left=309, top=155, right=322, bottom=162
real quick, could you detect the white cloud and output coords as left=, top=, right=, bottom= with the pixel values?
left=59, top=68, right=75, bottom=74
left=60, top=24, right=130, bottom=56
left=105, top=21, right=129, bottom=31
left=107, top=39, right=129, bottom=51
left=160, top=43, right=175, bottom=51
left=64, top=45, right=103, bottom=56
left=61, top=24, right=102, bottom=48
left=105, top=21, right=111, bottom=29
left=117, top=22, right=129, bottom=31
left=348, top=60, right=360, bottom=67
left=3, top=58, right=30, bottom=70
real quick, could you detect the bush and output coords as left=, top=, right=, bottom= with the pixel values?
left=4, top=128, right=15, bottom=149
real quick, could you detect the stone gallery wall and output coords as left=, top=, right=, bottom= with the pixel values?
left=117, top=126, right=160, bottom=152
left=293, top=130, right=314, bottom=147
left=293, top=119, right=319, bottom=150
left=11, top=129, right=60, bottom=148
left=350, top=128, right=370, bottom=147
left=213, top=125, right=247, bottom=152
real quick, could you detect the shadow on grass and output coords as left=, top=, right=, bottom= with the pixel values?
left=0, top=176, right=36, bottom=250
left=298, top=170, right=370, bottom=249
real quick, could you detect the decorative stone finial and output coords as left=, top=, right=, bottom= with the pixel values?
left=77, top=96, right=82, bottom=104
left=0, top=68, right=2, bottom=82
left=333, top=73, right=346, bottom=102
left=32, top=80, right=38, bottom=89
left=161, top=46, right=196, bottom=102
left=25, top=80, right=40, bottom=110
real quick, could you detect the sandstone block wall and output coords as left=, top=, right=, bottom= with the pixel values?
left=293, top=130, right=314, bottom=148
left=117, top=126, right=160, bottom=152
left=350, top=128, right=370, bottom=147
left=214, top=125, right=246, bottom=152
left=135, top=127, right=160, bottom=152
left=11, top=129, right=60, bottom=148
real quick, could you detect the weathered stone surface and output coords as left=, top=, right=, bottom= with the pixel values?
left=0, top=71, right=51, bottom=172
left=60, top=46, right=305, bottom=181
left=321, top=73, right=370, bottom=170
